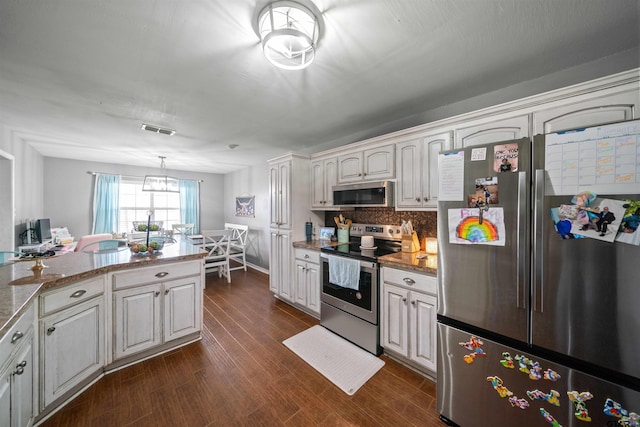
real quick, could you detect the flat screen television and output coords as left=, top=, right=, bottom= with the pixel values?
left=35, top=218, right=52, bottom=243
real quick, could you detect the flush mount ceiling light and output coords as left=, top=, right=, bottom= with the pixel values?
left=258, top=1, right=320, bottom=70
left=142, top=156, right=180, bottom=192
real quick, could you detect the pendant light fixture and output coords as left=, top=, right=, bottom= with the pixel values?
left=258, top=1, right=320, bottom=70
left=142, top=156, right=180, bottom=192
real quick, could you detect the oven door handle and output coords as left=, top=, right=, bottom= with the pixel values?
left=320, top=253, right=377, bottom=271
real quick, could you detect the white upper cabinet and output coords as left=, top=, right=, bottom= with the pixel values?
left=396, top=132, right=451, bottom=210
left=532, top=82, right=640, bottom=134
left=311, top=157, right=338, bottom=209
left=455, top=114, right=529, bottom=148
left=338, top=144, right=395, bottom=183
left=269, top=159, right=291, bottom=229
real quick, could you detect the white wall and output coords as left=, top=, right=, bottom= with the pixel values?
left=0, top=124, right=45, bottom=247
left=43, top=157, right=225, bottom=237
left=223, top=163, right=270, bottom=270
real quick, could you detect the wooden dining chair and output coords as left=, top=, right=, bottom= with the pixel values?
left=200, top=229, right=231, bottom=283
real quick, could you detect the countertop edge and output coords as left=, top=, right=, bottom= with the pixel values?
left=0, top=252, right=206, bottom=341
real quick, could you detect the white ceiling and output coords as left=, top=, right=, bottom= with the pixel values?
left=0, top=0, right=638, bottom=174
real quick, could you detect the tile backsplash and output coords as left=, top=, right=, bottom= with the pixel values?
left=324, top=208, right=437, bottom=250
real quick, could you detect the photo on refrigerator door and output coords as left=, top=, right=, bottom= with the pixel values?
left=571, top=198, right=627, bottom=242
left=468, top=176, right=499, bottom=207
left=615, top=200, right=640, bottom=246
left=493, top=142, right=519, bottom=173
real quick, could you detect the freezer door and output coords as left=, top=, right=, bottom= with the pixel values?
left=532, top=133, right=640, bottom=381
left=438, top=323, right=640, bottom=427
left=437, top=138, right=530, bottom=342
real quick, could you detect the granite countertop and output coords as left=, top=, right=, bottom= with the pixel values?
left=293, top=240, right=437, bottom=275
left=0, top=238, right=206, bottom=341
left=292, top=239, right=343, bottom=250
left=376, top=252, right=437, bottom=276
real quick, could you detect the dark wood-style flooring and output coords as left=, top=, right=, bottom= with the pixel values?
left=41, top=268, right=444, bottom=426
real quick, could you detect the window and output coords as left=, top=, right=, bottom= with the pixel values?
left=118, top=176, right=181, bottom=234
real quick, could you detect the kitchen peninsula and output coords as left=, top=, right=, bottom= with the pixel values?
left=0, top=239, right=206, bottom=425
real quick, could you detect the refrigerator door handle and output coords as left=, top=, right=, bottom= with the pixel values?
left=516, top=171, right=528, bottom=309
left=533, top=169, right=545, bottom=313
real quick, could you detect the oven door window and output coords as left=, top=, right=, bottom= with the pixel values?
left=322, top=266, right=373, bottom=311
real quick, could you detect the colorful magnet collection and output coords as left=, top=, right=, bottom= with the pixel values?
left=461, top=335, right=638, bottom=425
left=604, top=399, right=640, bottom=427
left=458, top=336, right=486, bottom=364
left=527, top=389, right=560, bottom=407
left=567, top=391, right=593, bottom=422
left=540, top=408, right=562, bottom=427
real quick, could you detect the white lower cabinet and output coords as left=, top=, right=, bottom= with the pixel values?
left=40, top=295, right=104, bottom=409
left=269, top=230, right=292, bottom=301
left=294, top=248, right=320, bottom=316
left=113, top=275, right=202, bottom=361
left=0, top=305, right=35, bottom=427
left=381, top=267, right=437, bottom=374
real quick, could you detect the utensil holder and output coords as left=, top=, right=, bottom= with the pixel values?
left=337, top=228, right=349, bottom=243
left=401, top=232, right=420, bottom=253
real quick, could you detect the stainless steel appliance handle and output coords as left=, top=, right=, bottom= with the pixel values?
left=533, top=169, right=545, bottom=313
left=320, top=253, right=377, bottom=271
left=516, top=171, right=527, bottom=309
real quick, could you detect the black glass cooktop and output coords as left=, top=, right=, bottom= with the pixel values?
left=320, top=242, right=399, bottom=261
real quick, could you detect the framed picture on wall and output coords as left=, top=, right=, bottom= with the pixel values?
left=235, top=196, right=255, bottom=217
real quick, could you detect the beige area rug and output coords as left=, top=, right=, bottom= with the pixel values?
left=283, top=325, right=384, bottom=396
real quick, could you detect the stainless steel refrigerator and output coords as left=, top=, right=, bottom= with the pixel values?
left=437, top=119, right=640, bottom=427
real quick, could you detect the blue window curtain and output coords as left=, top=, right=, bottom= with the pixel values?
left=92, top=174, right=120, bottom=234
left=179, top=180, right=200, bottom=234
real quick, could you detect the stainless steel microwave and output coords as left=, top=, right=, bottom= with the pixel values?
left=332, top=181, right=394, bottom=207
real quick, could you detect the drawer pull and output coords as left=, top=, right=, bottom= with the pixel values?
left=155, top=272, right=169, bottom=278
left=10, top=331, right=24, bottom=344
left=47, top=327, right=56, bottom=335
left=70, top=290, right=87, bottom=298
left=403, top=278, right=415, bottom=286
left=304, top=254, right=309, bottom=259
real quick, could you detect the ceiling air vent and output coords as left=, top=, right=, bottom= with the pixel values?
left=141, top=123, right=176, bottom=136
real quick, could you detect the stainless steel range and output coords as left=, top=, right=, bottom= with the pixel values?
left=320, top=223, right=402, bottom=355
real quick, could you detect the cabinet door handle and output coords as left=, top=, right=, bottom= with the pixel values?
left=411, top=300, right=416, bottom=305
left=70, top=289, right=86, bottom=298
left=155, top=272, right=169, bottom=278
left=423, top=196, right=429, bottom=201
left=165, top=289, right=170, bottom=295
left=402, top=297, right=407, bottom=303
left=10, top=331, right=23, bottom=344
left=403, top=278, right=415, bottom=286
left=416, top=197, right=421, bottom=202
left=155, top=291, right=160, bottom=297
left=47, top=327, right=56, bottom=335
left=14, top=360, right=27, bottom=376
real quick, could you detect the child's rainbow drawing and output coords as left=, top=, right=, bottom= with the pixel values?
left=456, top=217, right=499, bottom=243
left=448, top=208, right=506, bottom=246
